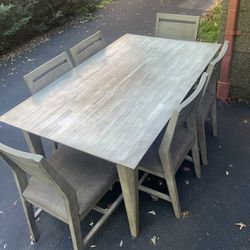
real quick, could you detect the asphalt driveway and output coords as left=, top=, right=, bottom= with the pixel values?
left=2, top=0, right=250, bottom=250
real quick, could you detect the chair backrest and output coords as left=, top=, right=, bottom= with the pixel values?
left=203, top=40, right=229, bottom=95
left=0, top=143, right=70, bottom=196
left=70, top=31, right=105, bottom=66
left=23, top=52, right=73, bottom=95
left=155, top=13, right=200, bottom=41
left=160, top=72, right=209, bottom=151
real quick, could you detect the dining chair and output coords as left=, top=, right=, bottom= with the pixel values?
left=155, top=13, right=200, bottom=41
left=139, top=73, right=208, bottom=218
left=23, top=52, right=73, bottom=153
left=70, top=31, right=105, bottom=66
left=0, top=143, right=122, bottom=250
left=23, top=52, right=73, bottom=95
left=197, top=40, right=229, bottom=166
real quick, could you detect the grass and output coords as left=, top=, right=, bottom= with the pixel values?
left=198, top=0, right=222, bottom=43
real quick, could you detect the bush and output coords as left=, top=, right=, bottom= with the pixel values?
left=0, top=0, right=103, bottom=55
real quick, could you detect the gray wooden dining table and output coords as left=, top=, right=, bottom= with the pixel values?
left=0, top=34, right=220, bottom=237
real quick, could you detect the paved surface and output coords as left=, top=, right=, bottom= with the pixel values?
left=1, top=0, right=250, bottom=249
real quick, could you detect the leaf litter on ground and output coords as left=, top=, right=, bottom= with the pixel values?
left=182, top=211, right=189, bottom=219
left=235, top=222, right=246, bottom=230
left=148, top=210, right=156, bottom=216
left=183, top=167, right=191, bottom=172
left=151, top=195, right=158, bottom=202
left=150, top=236, right=159, bottom=246
left=119, top=240, right=123, bottom=247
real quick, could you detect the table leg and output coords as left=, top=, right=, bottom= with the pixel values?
left=116, top=164, right=139, bottom=237
left=22, top=131, right=45, bottom=156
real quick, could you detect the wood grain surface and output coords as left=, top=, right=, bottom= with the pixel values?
left=0, top=34, right=220, bottom=169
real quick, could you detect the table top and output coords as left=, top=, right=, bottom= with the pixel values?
left=0, top=34, right=221, bottom=169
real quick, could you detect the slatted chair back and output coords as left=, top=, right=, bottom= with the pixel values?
left=70, top=31, right=105, bottom=66
left=0, top=143, right=70, bottom=194
left=203, top=40, right=229, bottom=95
left=160, top=73, right=208, bottom=151
left=155, top=13, right=200, bottom=41
left=23, top=52, right=73, bottom=95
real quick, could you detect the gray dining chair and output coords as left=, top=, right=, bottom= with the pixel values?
left=197, top=41, right=229, bottom=166
left=0, top=143, right=122, bottom=250
left=138, top=73, right=208, bottom=218
left=70, top=31, right=105, bottom=66
left=23, top=52, right=73, bottom=95
left=23, top=52, right=73, bottom=153
left=155, top=13, right=200, bottom=41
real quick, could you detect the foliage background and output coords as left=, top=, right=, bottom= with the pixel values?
left=0, top=0, right=101, bottom=55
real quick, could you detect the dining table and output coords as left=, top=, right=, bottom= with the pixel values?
left=0, top=33, right=221, bottom=237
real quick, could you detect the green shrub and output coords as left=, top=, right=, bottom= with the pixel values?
left=0, top=0, right=107, bottom=55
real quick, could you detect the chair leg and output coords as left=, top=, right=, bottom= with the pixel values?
left=211, top=101, right=217, bottom=137
left=191, top=143, right=201, bottom=178
left=197, top=118, right=208, bottom=166
left=21, top=199, right=39, bottom=241
left=68, top=216, right=83, bottom=250
left=165, top=174, right=182, bottom=218
left=50, top=142, right=58, bottom=154
left=161, top=159, right=181, bottom=218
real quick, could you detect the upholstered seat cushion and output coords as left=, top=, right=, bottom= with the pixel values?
left=198, top=92, right=215, bottom=119
left=139, top=127, right=194, bottom=175
left=23, top=146, right=117, bottom=222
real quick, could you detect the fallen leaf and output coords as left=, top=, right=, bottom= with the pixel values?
left=107, top=203, right=113, bottom=209
left=182, top=210, right=189, bottom=219
left=27, top=58, right=35, bottom=62
left=150, top=236, right=159, bottom=246
left=235, top=222, right=246, bottom=230
left=148, top=210, right=156, bottom=216
left=158, top=180, right=163, bottom=186
left=119, top=240, right=123, bottom=247
left=151, top=195, right=158, bottom=202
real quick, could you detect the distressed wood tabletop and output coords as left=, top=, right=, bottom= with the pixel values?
left=0, top=34, right=221, bottom=169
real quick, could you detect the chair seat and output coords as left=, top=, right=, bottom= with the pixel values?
left=139, top=127, right=194, bottom=175
left=23, top=146, right=117, bottom=222
left=198, top=92, right=215, bottom=119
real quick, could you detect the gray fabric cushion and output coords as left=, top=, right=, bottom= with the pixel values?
left=139, top=127, right=194, bottom=174
left=23, top=146, right=117, bottom=221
